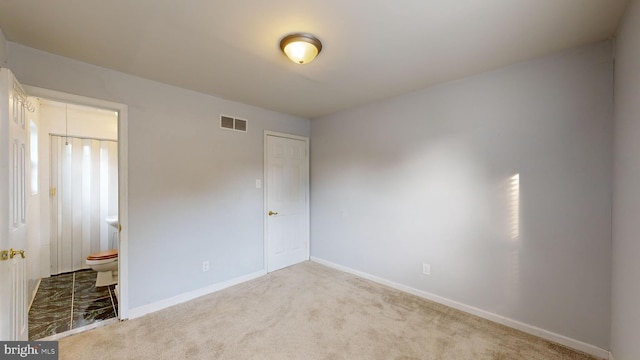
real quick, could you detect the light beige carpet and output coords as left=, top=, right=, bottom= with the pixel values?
left=59, top=261, right=601, bottom=359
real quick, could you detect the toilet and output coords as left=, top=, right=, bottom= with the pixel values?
left=86, top=249, right=118, bottom=272
left=86, top=215, right=119, bottom=287
left=86, top=249, right=118, bottom=287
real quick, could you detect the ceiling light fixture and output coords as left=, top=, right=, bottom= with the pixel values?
left=280, top=33, right=322, bottom=64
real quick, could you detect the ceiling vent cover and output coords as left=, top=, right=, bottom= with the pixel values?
left=220, top=115, right=248, bottom=132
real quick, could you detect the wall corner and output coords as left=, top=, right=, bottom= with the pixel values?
left=0, top=27, right=8, bottom=66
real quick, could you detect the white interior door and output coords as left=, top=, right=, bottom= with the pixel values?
left=265, top=132, right=309, bottom=272
left=0, top=68, right=30, bottom=340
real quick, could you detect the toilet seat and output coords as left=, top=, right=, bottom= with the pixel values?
left=86, top=249, right=119, bottom=287
left=87, top=249, right=118, bottom=261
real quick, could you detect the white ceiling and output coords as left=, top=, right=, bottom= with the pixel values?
left=0, top=0, right=628, bottom=119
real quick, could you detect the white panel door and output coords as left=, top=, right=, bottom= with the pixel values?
left=0, top=68, right=29, bottom=340
left=265, top=133, right=309, bottom=272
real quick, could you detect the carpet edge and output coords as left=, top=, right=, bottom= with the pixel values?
left=127, top=269, right=267, bottom=320
left=310, top=256, right=609, bottom=359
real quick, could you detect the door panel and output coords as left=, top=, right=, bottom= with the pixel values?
left=0, top=68, right=29, bottom=340
left=265, top=134, right=309, bottom=272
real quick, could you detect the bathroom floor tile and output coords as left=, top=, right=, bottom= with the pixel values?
left=29, top=269, right=118, bottom=340
left=38, top=277, right=74, bottom=290
left=34, top=277, right=73, bottom=301
left=72, top=292, right=116, bottom=328
left=74, top=282, right=111, bottom=301
left=39, top=273, right=74, bottom=287
left=72, top=305, right=116, bottom=328
left=74, top=296, right=112, bottom=313
left=73, top=269, right=96, bottom=281
left=29, top=297, right=73, bottom=322
left=33, top=288, right=73, bottom=303
left=29, top=318, right=71, bottom=340
left=29, top=305, right=72, bottom=324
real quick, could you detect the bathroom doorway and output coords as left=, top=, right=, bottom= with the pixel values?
left=22, top=88, right=129, bottom=340
left=30, top=100, right=119, bottom=340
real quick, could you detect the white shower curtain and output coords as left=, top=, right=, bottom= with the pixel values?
left=50, top=135, right=118, bottom=275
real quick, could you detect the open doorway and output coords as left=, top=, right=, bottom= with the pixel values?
left=30, top=100, right=118, bottom=340
left=23, top=90, right=128, bottom=340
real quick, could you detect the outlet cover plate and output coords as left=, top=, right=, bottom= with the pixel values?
left=423, top=263, right=431, bottom=276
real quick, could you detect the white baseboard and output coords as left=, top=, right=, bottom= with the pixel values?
left=128, top=269, right=266, bottom=320
left=310, top=257, right=609, bottom=360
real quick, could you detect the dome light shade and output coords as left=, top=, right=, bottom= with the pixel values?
left=280, top=33, right=322, bottom=64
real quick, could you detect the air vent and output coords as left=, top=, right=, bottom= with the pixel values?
left=220, top=115, right=248, bottom=132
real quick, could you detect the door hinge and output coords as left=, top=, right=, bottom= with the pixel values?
left=50, top=187, right=56, bottom=197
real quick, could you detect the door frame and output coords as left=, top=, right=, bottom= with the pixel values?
left=263, top=131, right=310, bottom=273
left=23, top=85, right=130, bottom=320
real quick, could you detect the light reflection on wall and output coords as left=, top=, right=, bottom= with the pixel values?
left=509, top=174, right=520, bottom=240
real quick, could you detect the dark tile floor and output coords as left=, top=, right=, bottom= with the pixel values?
left=29, top=269, right=118, bottom=340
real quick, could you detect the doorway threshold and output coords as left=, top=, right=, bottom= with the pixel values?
left=39, top=318, right=118, bottom=341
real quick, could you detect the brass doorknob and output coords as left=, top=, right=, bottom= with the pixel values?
left=268, top=211, right=278, bottom=216
left=9, top=248, right=25, bottom=259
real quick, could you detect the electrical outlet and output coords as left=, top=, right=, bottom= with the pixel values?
left=202, top=261, right=210, bottom=272
left=422, top=263, right=431, bottom=276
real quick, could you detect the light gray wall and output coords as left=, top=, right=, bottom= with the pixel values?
left=611, top=0, right=640, bottom=358
left=311, top=41, right=613, bottom=348
left=6, top=43, right=310, bottom=309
